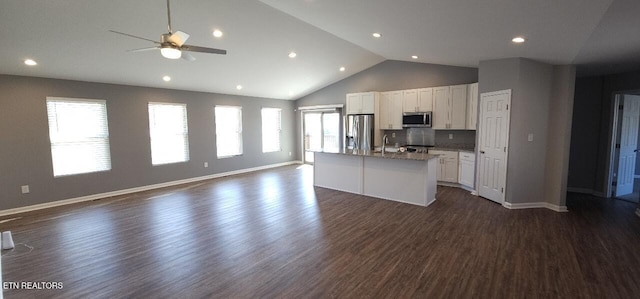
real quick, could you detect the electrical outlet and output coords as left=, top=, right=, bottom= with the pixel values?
left=288, top=152, right=292, bottom=156
left=391, top=132, right=396, bottom=138
left=204, top=162, right=209, bottom=168
left=449, top=134, right=453, bottom=140
left=21, top=185, right=30, bottom=194
left=528, top=133, right=534, bottom=142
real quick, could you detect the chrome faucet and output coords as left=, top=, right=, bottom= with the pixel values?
left=382, top=134, right=388, bottom=153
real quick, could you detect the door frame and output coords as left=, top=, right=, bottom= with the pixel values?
left=475, top=89, right=512, bottom=204
left=298, top=104, right=343, bottom=164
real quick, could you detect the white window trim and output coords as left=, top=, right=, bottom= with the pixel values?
left=46, top=97, right=112, bottom=177
left=148, top=102, right=190, bottom=165
left=215, top=105, right=243, bottom=159
left=262, top=107, right=282, bottom=153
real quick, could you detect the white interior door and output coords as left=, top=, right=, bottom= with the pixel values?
left=477, top=90, right=511, bottom=204
left=615, top=95, right=640, bottom=196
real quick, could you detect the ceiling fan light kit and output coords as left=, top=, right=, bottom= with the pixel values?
left=110, top=0, right=227, bottom=61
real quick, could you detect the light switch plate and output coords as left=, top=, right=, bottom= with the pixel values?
left=449, top=134, right=453, bottom=139
left=204, top=162, right=209, bottom=168
left=528, top=133, right=534, bottom=142
left=21, top=185, right=30, bottom=194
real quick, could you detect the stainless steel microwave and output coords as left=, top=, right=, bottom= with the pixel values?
left=402, top=112, right=432, bottom=128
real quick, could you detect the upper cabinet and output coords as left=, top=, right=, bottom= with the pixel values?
left=466, top=83, right=478, bottom=130
left=403, top=88, right=433, bottom=112
left=380, top=91, right=403, bottom=130
left=346, top=92, right=376, bottom=114
left=433, top=84, right=468, bottom=130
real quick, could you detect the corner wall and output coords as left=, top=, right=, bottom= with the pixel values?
left=478, top=58, right=574, bottom=207
left=0, top=75, right=296, bottom=211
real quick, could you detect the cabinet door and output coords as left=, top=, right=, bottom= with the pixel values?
left=450, top=85, right=468, bottom=129
left=443, top=156, right=459, bottom=183
left=432, top=86, right=450, bottom=129
left=458, top=159, right=475, bottom=187
left=361, top=92, right=376, bottom=114
left=390, top=91, right=403, bottom=129
left=417, top=88, right=433, bottom=112
left=466, top=83, right=478, bottom=130
left=379, top=92, right=392, bottom=129
left=346, top=94, right=361, bottom=114
left=402, top=89, right=418, bottom=112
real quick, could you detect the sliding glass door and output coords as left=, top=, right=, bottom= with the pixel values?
left=303, top=111, right=341, bottom=164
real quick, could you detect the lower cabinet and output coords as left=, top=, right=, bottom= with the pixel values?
left=458, top=152, right=475, bottom=188
left=430, top=150, right=458, bottom=183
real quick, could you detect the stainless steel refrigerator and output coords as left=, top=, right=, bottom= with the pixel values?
left=346, top=114, right=374, bottom=150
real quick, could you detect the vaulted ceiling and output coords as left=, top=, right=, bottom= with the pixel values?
left=1, top=0, right=638, bottom=100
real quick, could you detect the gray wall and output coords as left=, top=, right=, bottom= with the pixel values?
left=294, top=60, right=478, bottom=155
left=569, top=70, right=640, bottom=195
left=568, top=76, right=604, bottom=191
left=478, top=58, right=575, bottom=206
left=544, top=65, right=577, bottom=207
left=0, top=75, right=296, bottom=211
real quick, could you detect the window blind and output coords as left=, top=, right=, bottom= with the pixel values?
left=262, top=108, right=282, bottom=153
left=46, top=98, right=112, bottom=177
left=148, top=102, right=190, bottom=165
left=215, top=106, right=243, bottom=158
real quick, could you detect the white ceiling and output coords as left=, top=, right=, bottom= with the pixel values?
left=1, top=0, right=639, bottom=100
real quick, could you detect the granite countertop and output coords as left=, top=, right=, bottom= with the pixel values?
left=430, top=147, right=475, bottom=153
left=314, top=149, right=438, bottom=161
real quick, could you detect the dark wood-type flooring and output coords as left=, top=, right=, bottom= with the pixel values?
left=1, top=165, right=640, bottom=298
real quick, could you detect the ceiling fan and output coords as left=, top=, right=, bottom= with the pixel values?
left=110, top=0, right=227, bottom=61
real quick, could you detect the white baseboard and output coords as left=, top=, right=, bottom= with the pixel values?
left=502, top=201, right=568, bottom=212
left=636, top=209, right=640, bottom=218
left=567, top=187, right=606, bottom=198
left=0, top=161, right=301, bottom=217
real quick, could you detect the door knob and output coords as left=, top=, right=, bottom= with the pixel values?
left=480, top=151, right=485, bottom=154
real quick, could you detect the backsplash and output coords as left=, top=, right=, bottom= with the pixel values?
left=382, top=129, right=476, bottom=150
left=434, top=130, right=476, bottom=149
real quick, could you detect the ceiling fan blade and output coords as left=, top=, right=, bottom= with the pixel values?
left=168, top=31, right=189, bottom=47
left=181, top=45, right=227, bottom=55
left=109, top=30, right=159, bottom=44
left=127, top=47, right=159, bottom=53
left=181, top=52, right=196, bottom=61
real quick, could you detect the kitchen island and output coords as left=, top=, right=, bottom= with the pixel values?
left=313, top=149, right=439, bottom=206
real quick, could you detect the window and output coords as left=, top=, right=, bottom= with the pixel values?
left=148, top=102, right=190, bottom=165
left=46, top=97, right=111, bottom=177
left=214, top=106, right=242, bottom=158
left=262, top=108, right=282, bottom=153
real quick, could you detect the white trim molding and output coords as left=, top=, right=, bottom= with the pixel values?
left=297, top=104, right=344, bottom=111
left=0, top=161, right=302, bottom=217
left=567, top=187, right=606, bottom=198
left=502, top=201, right=568, bottom=212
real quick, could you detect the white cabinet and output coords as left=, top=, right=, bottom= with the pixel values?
left=346, top=92, right=376, bottom=114
left=458, top=151, right=475, bottom=188
left=430, top=150, right=459, bottom=183
left=433, top=85, right=468, bottom=130
left=404, top=88, right=433, bottom=112
left=432, top=86, right=450, bottom=129
left=380, top=91, right=403, bottom=130
left=450, top=84, right=468, bottom=129
left=466, top=83, right=478, bottom=130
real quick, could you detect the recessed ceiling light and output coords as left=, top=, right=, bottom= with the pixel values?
left=162, top=76, right=171, bottom=82
left=339, top=66, right=346, bottom=72
left=288, top=52, right=297, bottom=58
left=24, top=59, right=37, bottom=66
left=411, top=55, right=418, bottom=59
left=236, top=85, right=243, bottom=90
left=213, top=29, right=223, bottom=38
left=512, top=36, right=526, bottom=43
left=372, top=33, right=382, bottom=38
